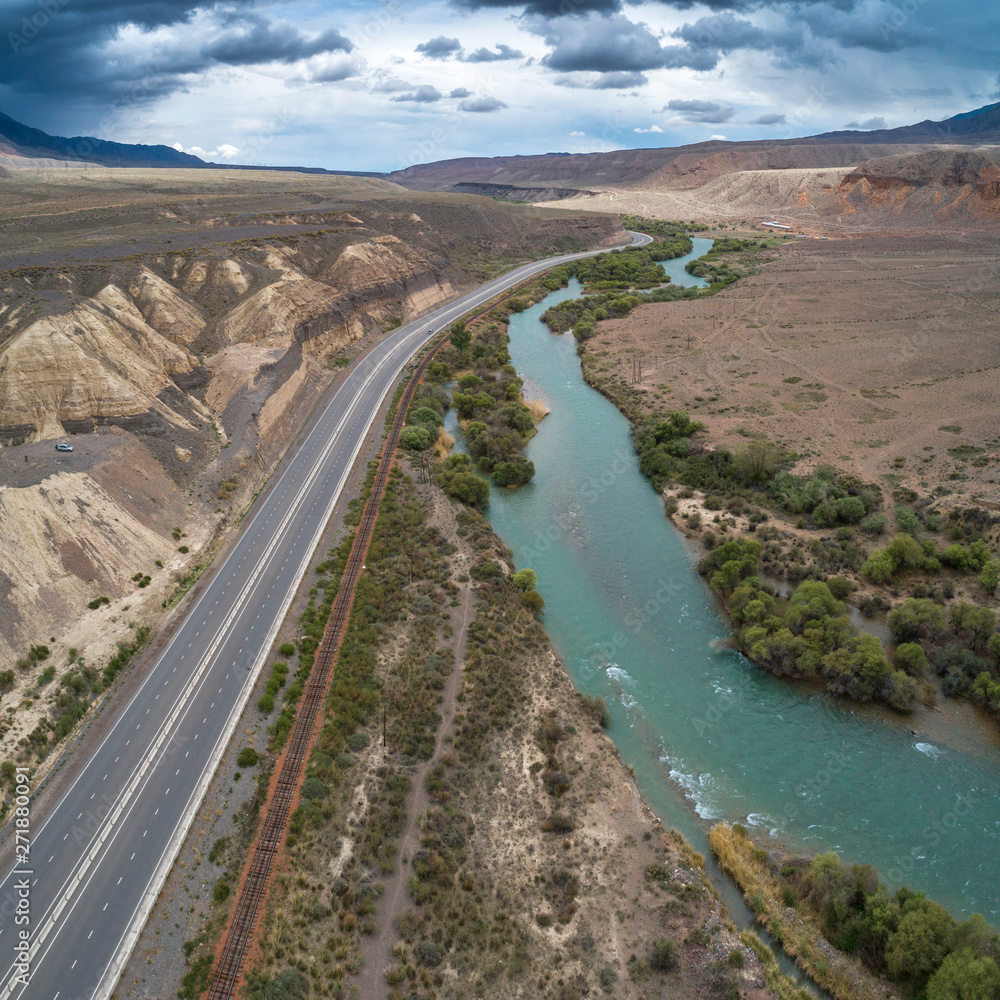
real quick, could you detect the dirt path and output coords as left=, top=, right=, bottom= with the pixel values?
left=351, top=489, right=476, bottom=1000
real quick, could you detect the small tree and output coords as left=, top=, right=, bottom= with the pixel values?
left=979, top=559, right=1000, bottom=597
left=893, top=642, right=930, bottom=676
left=928, top=950, right=1000, bottom=1000
left=449, top=321, right=471, bottom=356
left=523, top=589, right=545, bottom=614
left=400, top=426, right=432, bottom=451
left=512, top=568, right=538, bottom=591
left=408, top=405, right=442, bottom=428
left=735, top=438, right=777, bottom=484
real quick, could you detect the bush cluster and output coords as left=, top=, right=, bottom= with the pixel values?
left=790, top=851, right=1000, bottom=997
left=703, top=540, right=919, bottom=709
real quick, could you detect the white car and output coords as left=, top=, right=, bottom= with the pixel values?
left=56, top=443, right=73, bottom=452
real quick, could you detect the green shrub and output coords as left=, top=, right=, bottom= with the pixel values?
left=927, top=949, right=1000, bottom=1000
left=257, top=692, right=275, bottom=713
left=599, top=966, right=619, bottom=993
left=300, top=776, right=328, bottom=800
left=894, top=642, right=930, bottom=676
left=523, top=589, right=545, bottom=614
left=896, top=506, right=921, bottom=535
left=888, top=599, right=948, bottom=642
left=835, top=496, right=867, bottom=524
left=212, top=879, right=231, bottom=903
left=979, top=560, right=1000, bottom=596
left=581, top=693, right=611, bottom=727
left=236, top=747, right=259, bottom=768
left=279, top=642, right=296, bottom=657
left=417, top=940, right=442, bottom=968
left=492, top=456, right=535, bottom=488
left=649, top=937, right=678, bottom=971
left=408, top=405, right=442, bottom=428
left=826, top=575, right=855, bottom=600
left=400, top=425, right=431, bottom=451
left=861, top=512, right=888, bottom=536
left=250, top=968, right=309, bottom=1000
left=346, top=731, right=370, bottom=752
left=512, top=568, right=538, bottom=591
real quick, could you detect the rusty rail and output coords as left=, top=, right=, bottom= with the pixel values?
left=204, top=274, right=543, bottom=999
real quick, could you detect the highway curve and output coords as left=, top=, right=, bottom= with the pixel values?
left=0, top=229, right=651, bottom=1000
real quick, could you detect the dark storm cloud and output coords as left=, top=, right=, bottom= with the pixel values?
left=414, top=35, right=462, bottom=59
left=464, top=43, right=525, bottom=62
left=390, top=85, right=443, bottom=103
left=203, top=17, right=351, bottom=66
left=752, top=112, right=786, bottom=125
left=539, top=14, right=716, bottom=74
left=670, top=12, right=829, bottom=70
left=2, top=0, right=356, bottom=107
left=450, top=87, right=472, bottom=98
left=663, top=98, right=734, bottom=123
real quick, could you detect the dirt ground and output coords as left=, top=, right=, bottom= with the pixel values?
left=586, top=232, right=1000, bottom=509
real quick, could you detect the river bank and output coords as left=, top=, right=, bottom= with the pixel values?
left=436, top=245, right=1000, bottom=952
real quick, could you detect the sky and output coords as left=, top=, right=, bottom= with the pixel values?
left=1, top=0, right=998, bottom=172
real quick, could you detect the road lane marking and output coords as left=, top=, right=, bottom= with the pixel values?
left=3, top=235, right=642, bottom=1000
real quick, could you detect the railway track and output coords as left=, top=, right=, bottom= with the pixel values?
left=204, top=268, right=553, bottom=999
left=205, top=339, right=442, bottom=999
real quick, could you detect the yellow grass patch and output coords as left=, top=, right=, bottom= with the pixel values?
left=433, top=427, right=455, bottom=459
left=526, top=398, right=550, bottom=422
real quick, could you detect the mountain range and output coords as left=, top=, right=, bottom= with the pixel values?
left=2, top=102, right=1000, bottom=178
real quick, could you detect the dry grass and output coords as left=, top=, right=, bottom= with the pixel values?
left=432, top=427, right=455, bottom=459
left=526, top=398, right=551, bottom=422
left=585, top=232, right=1000, bottom=511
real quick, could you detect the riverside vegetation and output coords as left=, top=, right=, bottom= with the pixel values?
left=711, top=822, right=1000, bottom=1000
left=198, top=456, right=813, bottom=1000
left=518, top=216, right=1000, bottom=997
left=544, top=221, right=1000, bottom=723
left=540, top=224, right=768, bottom=342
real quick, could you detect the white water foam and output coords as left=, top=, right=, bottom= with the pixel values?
left=915, top=742, right=945, bottom=759
left=605, top=664, right=637, bottom=710
left=746, top=812, right=779, bottom=838
left=662, top=758, right=723, bottom=819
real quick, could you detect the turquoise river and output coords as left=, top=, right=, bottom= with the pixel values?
left=448, top=239, right=1000, bottom=926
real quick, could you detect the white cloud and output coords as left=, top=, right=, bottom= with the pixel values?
left=709, top=133, right=727, bottom=140
left=633, top=124, right=664, bottom=133
left=569, top=130, right=585, bottom=135
left=458, top=95, right=508, bottom=112
left=172, top=141, right=240, bottom=160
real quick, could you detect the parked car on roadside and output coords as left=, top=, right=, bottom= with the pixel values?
left=56, top=443, right=73, bottom=452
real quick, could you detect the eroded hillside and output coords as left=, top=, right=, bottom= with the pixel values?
left=0, top=168, right=620, bottom=764
left=529, top=146, right=1000, bottom=230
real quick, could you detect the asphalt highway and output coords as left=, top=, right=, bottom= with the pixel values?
left=0, top=229, right=652, bottom=1000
